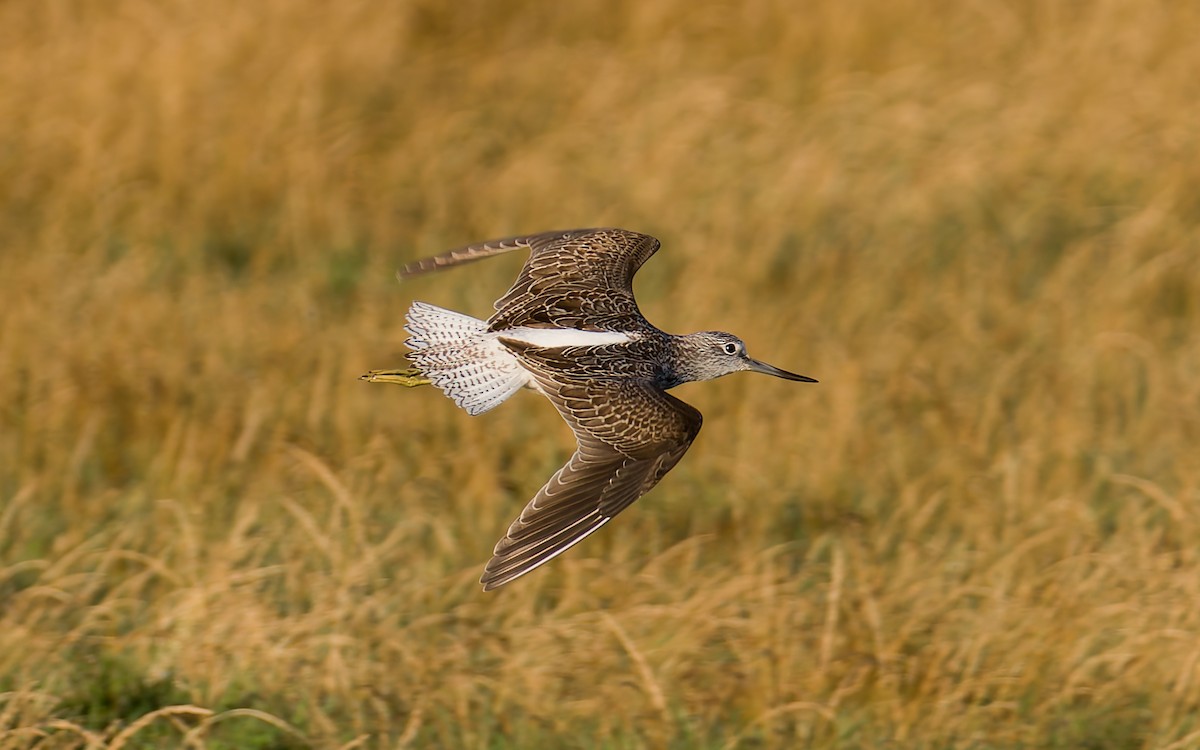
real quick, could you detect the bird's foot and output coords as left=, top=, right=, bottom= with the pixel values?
left=359, top=367, right=431, bottom=387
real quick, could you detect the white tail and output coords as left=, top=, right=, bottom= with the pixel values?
left=404, top=302, right=529, bottom=415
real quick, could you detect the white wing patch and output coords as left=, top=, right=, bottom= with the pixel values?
left=499, top=327, right=634, bottom=348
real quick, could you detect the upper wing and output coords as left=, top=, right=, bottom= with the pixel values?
left=397, top=228, right=663, bottom=333
left=488, top=228, right=661, bottom=332
left=479, top=369, right=702, bottom=591
left=398, top=232, right=556, bottom=278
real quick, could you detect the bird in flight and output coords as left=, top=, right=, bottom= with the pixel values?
left=362, top=228, right=816, bottom=590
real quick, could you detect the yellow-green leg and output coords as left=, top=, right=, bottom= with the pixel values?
left=359, top=367, right=431, bottom=387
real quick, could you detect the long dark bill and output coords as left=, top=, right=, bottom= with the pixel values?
left=747, top=359, right=818, bottom=383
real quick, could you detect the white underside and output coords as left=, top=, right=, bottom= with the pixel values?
left=403, top=302, right=632, bottom=416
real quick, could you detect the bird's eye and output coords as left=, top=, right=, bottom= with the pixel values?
left=723, top=342, right=739, bottom=355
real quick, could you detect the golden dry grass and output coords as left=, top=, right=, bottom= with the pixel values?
left=2, top=0, right=1200, bottom=747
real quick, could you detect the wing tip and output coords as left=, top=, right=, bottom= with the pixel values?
left=479, top=562, right=522, bottom=592
left=478, top=516, right=613, bottom=591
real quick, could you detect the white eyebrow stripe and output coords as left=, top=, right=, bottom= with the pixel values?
left=498, top=327, right=634, bottom=348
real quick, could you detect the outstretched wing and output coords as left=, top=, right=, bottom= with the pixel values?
left=399, top=228, right=663, bottom=333
left=479, top=350, right=702, bottom=591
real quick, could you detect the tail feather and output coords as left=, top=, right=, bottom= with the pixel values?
left=404, top=301, right=488, bottom=348
left=404, top=302, right=528, bottom=415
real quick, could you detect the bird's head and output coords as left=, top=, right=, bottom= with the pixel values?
left=678, top=331, right=818, bottom=384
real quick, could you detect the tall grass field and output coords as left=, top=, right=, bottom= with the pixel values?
left=2, top=0, right=1199, bottom=747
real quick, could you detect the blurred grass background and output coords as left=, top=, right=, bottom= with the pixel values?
left=2, top=0, right=1199, bottom=747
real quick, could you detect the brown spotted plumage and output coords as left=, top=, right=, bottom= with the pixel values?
left=368, top=228, right=817, bottom=590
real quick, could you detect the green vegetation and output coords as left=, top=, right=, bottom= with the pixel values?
left=2, top=0, right=1198, bottom=747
